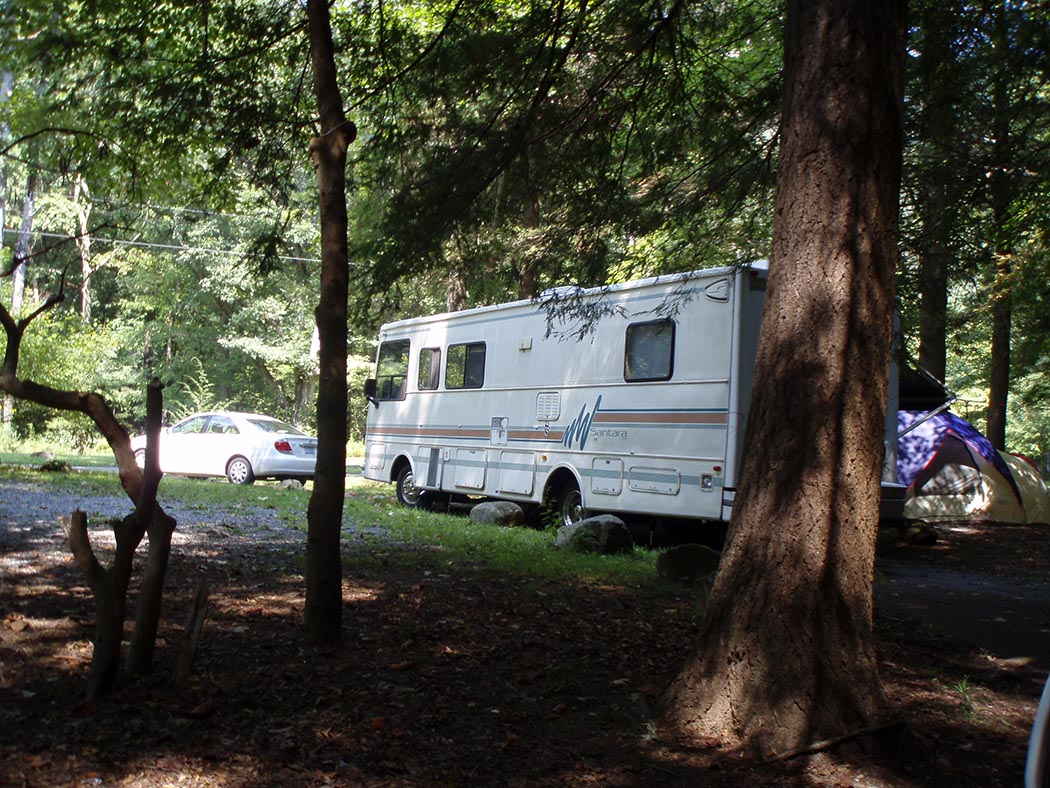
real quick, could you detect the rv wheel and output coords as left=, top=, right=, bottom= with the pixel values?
left=396, top=465, right=423, bottom=507
left=556, top=482, right=586, bottom=528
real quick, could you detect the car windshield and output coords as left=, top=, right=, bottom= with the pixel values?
left=247, top=418, right=306, bottom=436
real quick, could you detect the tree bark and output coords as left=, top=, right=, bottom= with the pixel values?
left=304, top=0, right=355, bottom=644
left=126, top=381, right=175, bottom=677
left=661, top=0, right=905, bottom=756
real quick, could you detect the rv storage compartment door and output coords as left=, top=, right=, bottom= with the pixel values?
left=591, top=458, right=624, bottom=496
left=628, top=466, right=681, bottom=495
left=497, top=451, right=535, bottom=495
left=365, top=442, right=386, bottom=473
left=453, top=449, right=486, bottom=490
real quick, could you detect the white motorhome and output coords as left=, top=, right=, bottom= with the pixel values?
left=362, top=262, right=771, bottom=526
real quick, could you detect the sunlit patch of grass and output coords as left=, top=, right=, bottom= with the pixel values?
left=341, top=485, right=664, bottom=589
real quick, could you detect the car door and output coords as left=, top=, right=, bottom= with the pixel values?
left=162, top=415, right=210, bottom=474
left=202, top=414, right=245, bottom=476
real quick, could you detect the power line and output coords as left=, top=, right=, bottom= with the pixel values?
left=1, top=227, right=322, bottom=265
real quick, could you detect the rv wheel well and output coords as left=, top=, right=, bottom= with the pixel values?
left=544, top=468, right=580, bottom=504
left=390, top=454, right=411, bottom=483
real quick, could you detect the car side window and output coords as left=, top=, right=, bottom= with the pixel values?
left=208, top=416, right=238, bottom=434
left=172, top=415, right=208, bottom=434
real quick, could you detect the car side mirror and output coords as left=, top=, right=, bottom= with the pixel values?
left=363, top=378, right=379, bottom=407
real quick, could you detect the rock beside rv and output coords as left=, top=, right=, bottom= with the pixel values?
left=656, top=543, right=722, bottom=583
left=469, top=501, right=526, bottom=527
left=554, top=515, right=634, bottom=554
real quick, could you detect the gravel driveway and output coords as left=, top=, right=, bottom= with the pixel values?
left=0, top=477, right=309, bottom=580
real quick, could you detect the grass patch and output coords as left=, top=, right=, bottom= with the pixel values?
left=343, top=484, right=666, bottom=589
left=0, top=450, right=113, bottom=469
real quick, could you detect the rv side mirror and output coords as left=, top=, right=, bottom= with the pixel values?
left=363, top=378, right=379, bottom=407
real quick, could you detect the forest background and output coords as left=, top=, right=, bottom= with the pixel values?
left=1, top=0, right=1047, bottom=471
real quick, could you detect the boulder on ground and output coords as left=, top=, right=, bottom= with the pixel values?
left=469, top=500, right=525, bottom=527
left=39, top=459, right=72, bottom=473
left=656, top=543, right=722, bottom=583
left=555, top=515, right=634, bottom=554
left=905, top=520, right=939, bottom=546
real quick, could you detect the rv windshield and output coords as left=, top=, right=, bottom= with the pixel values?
left=375, top=339, right=410, bottom=400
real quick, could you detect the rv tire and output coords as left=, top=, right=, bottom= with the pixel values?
left=556, top=481, right=587, bottom=529
left=396, top=464, right=435, bottom=509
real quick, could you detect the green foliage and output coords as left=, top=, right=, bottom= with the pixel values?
left=2, top=0, right=1048, bottom=474
left=167, top=358, right=233, bottom=421
left=900, top=0, right=1050, bottom=460
left=339, top=0, right=781, bottom=312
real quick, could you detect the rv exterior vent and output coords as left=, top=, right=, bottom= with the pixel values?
left=539, top=285, right=585, bottom=300
left=536, top=392, right=561, bottom=422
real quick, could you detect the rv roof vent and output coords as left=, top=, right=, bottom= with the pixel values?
left=539, top=285, right=585, bottom=300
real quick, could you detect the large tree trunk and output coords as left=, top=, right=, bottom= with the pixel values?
left=661, top=0, right=906, bottom=756
left=304, top=0, right=355, bottom=644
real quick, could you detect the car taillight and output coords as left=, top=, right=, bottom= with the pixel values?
left=274, top=440, right=293, bottom=454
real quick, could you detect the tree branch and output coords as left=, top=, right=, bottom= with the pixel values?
left=65, top=510, right=106, bottom=594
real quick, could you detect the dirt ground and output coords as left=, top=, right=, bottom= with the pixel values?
left=1, top=488, right=1048, bottom=787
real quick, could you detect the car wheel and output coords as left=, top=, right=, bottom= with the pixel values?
left=226, top=456, right=255, bottom=485
left=556, top=481, right=586, bottom=529
left=395, top=464, right=423, bottom=507
left=134, top=449, right=145, bottom=469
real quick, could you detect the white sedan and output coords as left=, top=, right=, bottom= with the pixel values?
left=131, top=411, right=317, bottom=485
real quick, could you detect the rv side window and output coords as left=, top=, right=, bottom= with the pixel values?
left=375, top=339, right=410, bottom=400
left=624, top=319, right=675, bottom=382
left=446, top=342, right=486, bottom=389
left=418, top=348, right=441, bottom=391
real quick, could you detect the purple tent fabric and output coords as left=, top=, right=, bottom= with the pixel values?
left=897, top=410, right=1019, bottom=498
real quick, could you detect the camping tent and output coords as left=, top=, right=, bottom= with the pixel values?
left=897, top=410, right=1050, bottom=525
left=1002, top=452, right=1050, bottom=525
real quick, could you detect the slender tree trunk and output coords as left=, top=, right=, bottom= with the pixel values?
left=661, top=0, right=906, bottom=756
left=74, top=175, right=93, bottom=323
left=517, top=151, right=542, bottom=300
left=917, top=183, right=949, bottom=381
left=446, top=264, right=468, bottom=311
left=0, top=70, right=9, bottom=276
left=3, top=171, right=36, bottom=426
left=304, top=0, right=355, bottom=644
left=915, top=2, right=959, bottom=383
left=11, top=171, right=35, bottom=315
left=985, top=7, right=1012, bottom=451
